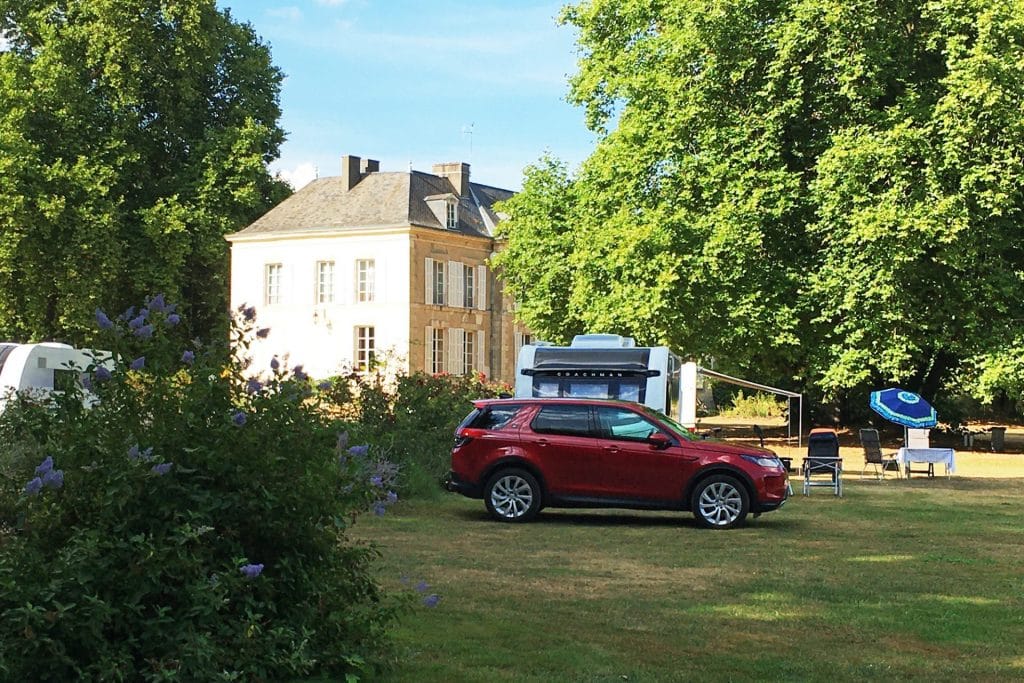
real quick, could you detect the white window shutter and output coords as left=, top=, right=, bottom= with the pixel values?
left=424, top=326, right=433, bottom=372
left=477, top=330, right=486, bottom=375
left=447, top=260, right=461, bottom=307
left=476, top=265, right=487, bottom=310
left=446, top=328, right=460, bottom=374
left=424, top=258, right=434, bottom=304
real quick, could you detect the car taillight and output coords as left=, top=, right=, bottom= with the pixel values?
left=453, top=428, right=484, bottom=448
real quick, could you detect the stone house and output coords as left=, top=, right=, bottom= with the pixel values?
left=225, top=155, right=531, bottom=382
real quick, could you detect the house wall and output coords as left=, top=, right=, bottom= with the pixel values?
left=409, top=229, right=518, bottom=384
left=229, top=229, right=412, bottom=379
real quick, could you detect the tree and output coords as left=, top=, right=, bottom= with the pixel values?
left=497, top=0, right=1024, bottom=411
left=0, top=0, right=291, bottom=344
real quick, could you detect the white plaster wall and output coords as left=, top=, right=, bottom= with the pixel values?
left=230, top=232, right=412, bottom=379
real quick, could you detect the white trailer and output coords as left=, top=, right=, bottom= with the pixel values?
left=0, top=342, right=111, bottom=413
left=515, top=334, right=682, bottom=417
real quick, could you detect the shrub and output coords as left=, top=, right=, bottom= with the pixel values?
left=320, top=368, right=511, bottom=497
left=0, top=300, right=402, bottom=681
left=718, top=390, right=787, bottom=419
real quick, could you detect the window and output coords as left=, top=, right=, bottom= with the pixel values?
left=595, top=406, right=661, bottom=442
left=355, top=326, right=375, bottom=371
left=463, top=264, right=475, bottom=308
left=446, top=201, right=457, bottom=229
left=516, top=333, right=534, bottom=355
left=463, top=329, right=475, bottom=374
left=356, top=259, right=375, bottom=302
left=265, top=264, right=282, bottom=305
left=431, top=328, right=445, bottom=373
left=316, top=261, right=335, bottom=303
left=531, top=405, right=594, bottom=437
left=425, top=258, right=446, bottom=305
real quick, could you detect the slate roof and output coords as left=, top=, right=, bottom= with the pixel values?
left=227, top=170, right=514, bottom=240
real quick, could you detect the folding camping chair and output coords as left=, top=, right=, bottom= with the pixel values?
left=803, top=427, right=842, bottom=496
left=860, top=428, right=900, bottom=480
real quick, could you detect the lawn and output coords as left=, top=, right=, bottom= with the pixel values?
left=355, top=450, right=1024, bottom=682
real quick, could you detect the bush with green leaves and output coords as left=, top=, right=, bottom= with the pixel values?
left=0, top=299, right=402, bottom=681
left=320, top=368, right=511, bottom=497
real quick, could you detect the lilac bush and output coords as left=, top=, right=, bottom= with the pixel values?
left=0, top=298, right=404, bottom=680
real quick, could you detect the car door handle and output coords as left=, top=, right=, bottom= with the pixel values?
left=604, top=446, right=619, bottom=452
left=535, top=438, right=549, bottom=447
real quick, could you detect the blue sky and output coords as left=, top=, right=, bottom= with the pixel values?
left=219, top=0, right=597, bottom=191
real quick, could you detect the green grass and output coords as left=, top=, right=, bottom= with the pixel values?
left=354, top=455, right=1024, bottom=681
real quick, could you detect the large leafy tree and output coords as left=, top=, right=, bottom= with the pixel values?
left=0, top=0, right=290, bottom=343
left=497, top=0, right=1024, bottom=409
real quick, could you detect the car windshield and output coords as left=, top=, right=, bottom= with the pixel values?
left=637, top=405, right=700, bottom=441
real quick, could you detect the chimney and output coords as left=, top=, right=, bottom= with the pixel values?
left=360, top=158, right=380, bottom=174
left=341, top=155, right=361, bottom=191
left=432, top=162, right=470, bottom=197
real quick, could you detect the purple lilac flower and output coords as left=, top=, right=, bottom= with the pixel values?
left=292, top=365, right=307, bottom=381
left=347, top=445, right=369, bottom=458
left=245, top=378, right=263, bottom=394
left=95, top=366, right=112, bottom=382
left=232, top=411, right=247, bottom=427
left=240, top=563, right=264, bottom=579
left=369, top=475, right=383, bottom=488
left=128, top=314, right=146, bottom=330
left=151, top=462, right=173, bottom=475
left=240, top=305, right=257, bottom=322
left=130, top=357, right=145, bottom=371
left=167, top=313, right=180, bottom=326
left=415, top=580, right=429, bottom=593
left=256, top=327, right=270, bottom=339
left=81, top=375, right=93, bottom=391
left=318, top=380, right=332, bottom=391
left=373, top=502, right=387, bottom=517
left=135, top=324, right=154, bottom=339
left=95, top=309, right=114, bottom=330
left=270, top=357, right=280, bottom=371
left=181, top=350, right=195, bottom=365
left=128, top=444, right=141, bottom=459
left=25, top=477, right=43, bottom=496
left=386, top=491, right=399, bottom=504
left=119, top=306, right=135, bottom=322
left=422, top=594, right=441, bottom=608
left=148, top=294, right=166, bottom=313
left=35, top=456, right=54, bottom=475
left=42, top=469, right=64, bottom=489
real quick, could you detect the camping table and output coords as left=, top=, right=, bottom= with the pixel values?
left=897, top=447, right=956, bottom=478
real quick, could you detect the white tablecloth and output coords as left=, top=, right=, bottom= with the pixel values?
left=897, top=447, right=956, bottom=475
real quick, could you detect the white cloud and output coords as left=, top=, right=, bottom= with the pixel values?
left=315, top=0, right=348, bottom=6
left=266, top=6, right=302, bottom=21
left=275, top=162, right=319, bottom=190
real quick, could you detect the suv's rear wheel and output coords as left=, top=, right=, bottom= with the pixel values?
left=691, top=474, right=749, bottom=529
left=484, top=469, right=541, bottom=523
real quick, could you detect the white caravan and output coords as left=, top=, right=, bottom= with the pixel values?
left=0, top=342, right=111, bottom=413
left=515, top=334, right=682, bottom=418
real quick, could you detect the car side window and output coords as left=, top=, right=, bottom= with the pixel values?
left=596, top=406, right=661, bottom=442
left=470, top=405, right=522, bottom=430
left=531, top=405, right=594, bottom=437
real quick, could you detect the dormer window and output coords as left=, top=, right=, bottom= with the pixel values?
left=446, top=201, right=458, bottom=229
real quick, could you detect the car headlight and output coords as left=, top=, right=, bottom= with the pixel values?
left=741, top=454, right=784, bottom=469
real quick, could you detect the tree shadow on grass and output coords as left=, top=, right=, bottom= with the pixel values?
left=451, top=505, right=803, bottom=531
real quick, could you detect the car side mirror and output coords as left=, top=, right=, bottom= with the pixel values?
left=648, top=433, right=672, bottom=450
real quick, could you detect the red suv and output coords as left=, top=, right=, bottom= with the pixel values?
left=445, top=398, right=789, bottom=529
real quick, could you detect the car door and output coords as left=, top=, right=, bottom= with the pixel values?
left=522, top=403, right=610, bottom=497
left=594, top=405, right=697, bottom=501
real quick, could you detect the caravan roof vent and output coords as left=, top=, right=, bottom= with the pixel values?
left=570, top=334, right=636, bottom=349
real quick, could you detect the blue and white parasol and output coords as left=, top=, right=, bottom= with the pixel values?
left=869, top=388, right=938, bottom=428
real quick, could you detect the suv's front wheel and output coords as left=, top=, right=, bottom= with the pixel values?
left=691, top=474, right=749, bottom=529
left=484, top=468, right=542, bottom=523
